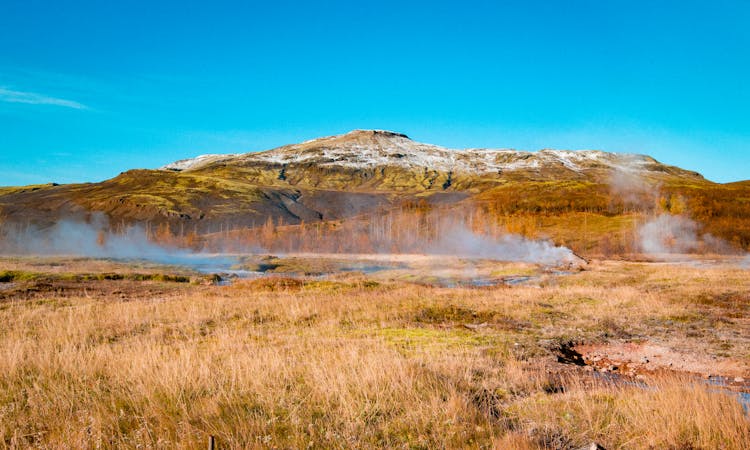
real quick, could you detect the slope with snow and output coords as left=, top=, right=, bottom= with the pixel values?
left=160, top=129, right=667, bottom=177
left=162, top=153, right=239, bottom=171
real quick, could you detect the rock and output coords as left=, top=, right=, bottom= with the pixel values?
left=734, top=377, right=745, bottom=383
left=463, top=322, right=488, bottom=330
left=576, top=443, right=606, bottom=450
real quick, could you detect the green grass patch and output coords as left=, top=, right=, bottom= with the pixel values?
left=415, top=305, right=494, bottom=324
left=489, top=266, right=538, bottom=277
left=0, top=270, right=43, bottom=282
left=0, top=270, right=190, bottom=283
left=375, top=327, right=506, bottom=353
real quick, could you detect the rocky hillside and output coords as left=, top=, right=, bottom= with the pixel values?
left=1, top=130, right=748, bottom=254
left=163, top=129, right=704, bottom=190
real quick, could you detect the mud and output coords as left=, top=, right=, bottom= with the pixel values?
left=573, top=341, right=750, bottom=381
left=554, top=340, right=750, bottom=408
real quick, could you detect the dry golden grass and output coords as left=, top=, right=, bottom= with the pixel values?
left=508, top=374, right=750, bottom=449
left=0, top=258, right=748, bottom=449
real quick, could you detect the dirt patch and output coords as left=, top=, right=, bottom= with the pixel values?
left=0, top=282, right=17, bottom=292
left=571, top=341, right=750, bottom=386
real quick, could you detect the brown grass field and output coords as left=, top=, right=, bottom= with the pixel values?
left=0, top=256, right=749, bottom=449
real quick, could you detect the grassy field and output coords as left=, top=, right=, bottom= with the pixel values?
left=0, top=257, right=748, bottom=449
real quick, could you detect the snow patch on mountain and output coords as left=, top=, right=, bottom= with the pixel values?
left=160, top=129, right=659, bottom=176
left=161, top=153, right=239, bottom=171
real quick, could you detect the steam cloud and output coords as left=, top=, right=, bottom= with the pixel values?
left=425, top=222, right=577, bottom=265
left=610, top=168, right=656, bottom=207
left=0, top=215, right=235, bottom=269
left=638, top=214, right=700, bottom=255
left=0, top=211, right=581, bottom=268
left=609, top=167, right=739, bottom=258
left=637, top=212, right=735, bottom=257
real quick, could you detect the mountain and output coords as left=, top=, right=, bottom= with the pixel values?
left=162, top=129, right=704, bottom=188
left=1, top=130, right=748, bottom=255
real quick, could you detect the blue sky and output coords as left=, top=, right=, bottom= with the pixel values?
left=1, top=0, right=748, bottom=185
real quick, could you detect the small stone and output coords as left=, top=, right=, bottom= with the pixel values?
left=734, top=377, right=745, bottom=383
left=576, top=443, right=606, bottom=450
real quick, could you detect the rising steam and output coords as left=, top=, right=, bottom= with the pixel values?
left=609, top=168, right=657, bottom=208
left=609, top=167, right=738, bottom=257
left=0, top=215, right=236, bottom=269
left=210, top=206, right=582, bottom=265
left=637, top=212, right=736, bottom=258
left=424, top=222, right=576, bottom=265
left=2, top=219, right=167, bottom=259
left=638, top=214, right=700, bottom=255
left=0, top=209, right=581, bottom=268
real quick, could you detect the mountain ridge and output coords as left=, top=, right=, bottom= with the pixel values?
left=161, top=129, right=679, bottom=179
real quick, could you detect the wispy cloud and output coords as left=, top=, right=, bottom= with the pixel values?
left=0, top=87, right=86, bottom=109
